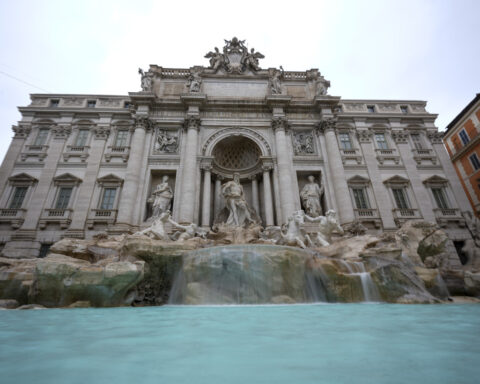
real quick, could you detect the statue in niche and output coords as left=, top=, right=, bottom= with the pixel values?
left=204, top=47, right=225, bottom=72
left=155, top=130, right=178, bottom=153
left=300, top=175, right=324, bottom=217
left=187, top=68, right=202, bottom=93
left=138, top=68, right=153, bottom=92
left=293, top=132, right=315, bottom=155
left=305, top=210, right=344, bottom=247
left=215, top=172, right=260, bottom=228
left=148, top=176, right=173, bottom=219
left=241, top=48, right=265, bottom=71
left=270, top=67, right=284, bottom=95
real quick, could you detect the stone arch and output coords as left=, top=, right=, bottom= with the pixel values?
left=202, top=127, right=271, bottom=157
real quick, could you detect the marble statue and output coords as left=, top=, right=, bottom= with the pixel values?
left=305, top=210, right=344, bottom=246
left=242, top=48, right=264, bottom=71
left=149, top=176, right=173, bottom=218
left=138, top=68, right=153, bottom=92
left=300, top=175, right=324, bottom=217
left=187, top=68, right=202, bottom=93
left=315, top=75, right=330, bottom=96
left=204, top=47, right=224, bottom=72
left=270, top=67, right=284, bottom=94
left=134, top=211, right=171, bottom=240
left=221, top=173, right=255, bottom=227
left=155, top=130, right=178, bottom=153
left=261, top=210, right=312, bottom=249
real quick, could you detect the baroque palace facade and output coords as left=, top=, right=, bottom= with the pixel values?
left=0, top=37, right=473, bottom=258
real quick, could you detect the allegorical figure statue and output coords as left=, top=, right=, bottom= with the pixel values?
left=149, top=175, right=173, bottom=218
left=270, top=66, right=284, bottom=95
left=300, top=175, right=324, bottom=217
left=138, top=68, right=153, bottom=92
left=187, top=68, right=202, bottom=93
left=204, top=47, right=225, bottom=72
left=221, top=173, right=255, bottom=227
left=305, top=210, right=344, bottom=247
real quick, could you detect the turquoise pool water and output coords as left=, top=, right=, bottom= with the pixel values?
left=1, top=304, right=479, bottom=384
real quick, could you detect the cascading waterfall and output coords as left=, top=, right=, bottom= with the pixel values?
left=338, top=260, right=380, bottom=302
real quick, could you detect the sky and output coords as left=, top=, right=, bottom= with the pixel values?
left=0, top=0, right=479, bottom=163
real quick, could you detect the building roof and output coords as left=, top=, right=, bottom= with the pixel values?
left=445, top=93, right=480, bottom=135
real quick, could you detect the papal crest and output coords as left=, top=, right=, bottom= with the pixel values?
left=204, top=37, right=264, bottom=74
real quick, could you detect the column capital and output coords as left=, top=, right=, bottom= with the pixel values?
left=391, top=130, right=409, bottom=144
left=184, top=115, right=201, bottom=131
left=51, top=124, right=72, bottom=139
left=249, top=174, right=258, bottom=181
left=315, top=117, right=337, bottom=135
left=356, top=129, right=373, bottom=143
left=12, top=124, right=31, bottom=139
left=271, top=116, right=289, bottom=132
left=93, top=125, right=111, bottom=140
left=262, top=164, right=273, bottom=172
left=427, top=131, right=443, bottom=144
left=134, top=116, right=154, bottom=132
left=201, top=164, right=213, bottom=172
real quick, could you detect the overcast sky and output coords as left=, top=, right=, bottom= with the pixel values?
left=0, top=0, right=479, bottom=163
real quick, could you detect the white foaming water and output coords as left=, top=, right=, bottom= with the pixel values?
left=339, top=260, right=381, bottom=302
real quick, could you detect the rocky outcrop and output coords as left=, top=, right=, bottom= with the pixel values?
left=464, top=271, right=480, bottom=297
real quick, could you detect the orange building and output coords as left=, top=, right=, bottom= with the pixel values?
left=443, top=94, right=480, bottom=217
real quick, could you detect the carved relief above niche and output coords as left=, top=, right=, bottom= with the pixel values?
left=292, top=131, right=315, bottom=155
left=154, top=128, right=179, bottom=154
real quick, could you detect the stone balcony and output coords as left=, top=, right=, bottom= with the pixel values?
left=433, top=208, right=465, bottom=228
left=86, top=209, right=118, bottom=229
left=340, top=148, right=363, bottom=165
left=63, top=145, right=90, bottom=162
left=353, top=208, right=382, bottom=228
left=0, top=208, right=26, bottom=229
left=412, top=148, right=437, bottom=166
left=104, top=146, right=130, bottom=163
left=375, top=148, right=400, bottom=166
left=392, top=208, right=422, bottom=226
left=21, top=145, right=49, bottom=162
left=39, top=208, right=73, bottom=229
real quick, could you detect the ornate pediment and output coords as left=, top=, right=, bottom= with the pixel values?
left=204, top=37, right=264, bottom=74
left=347, top=175, right=370, bottom=186
left=8, top=173, right=38, bottom=184
left=53, top=173, right=82, bottom=185
left=97, top=174, right=124, bottom=186
left=423, top=175, right=449, bottom=186
left=383, top=175, right=410, bottom=186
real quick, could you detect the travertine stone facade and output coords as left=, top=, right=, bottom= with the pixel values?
left=0, top=38, right=473, bottom=259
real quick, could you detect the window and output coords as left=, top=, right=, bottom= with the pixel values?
left=431, top=187, right=450, bottom=209
left=459, top=129, right=470, bottom=146
left=38, top=243, right=52, bottom=258
left=87, top=100, right=96, bottom=108
left=115, top=130, right=129, bottom=147
left=470, top=153, right=480, bottom=171
left=55, top=187, right=72, bottom=209
left=124, top=102, right=131, bottom=109
left=392, top=188, right=410, bottom=209
left=367, top=105, right=375, bottom=113
left=100, top=188, right=117, bottom=210
left=75, top=129, right=89, bottom=147
left=338, top=133, right=352, bottom=149
left=400, top=106, right=408, bottom=114
left=34, top=129, right=49, bottom=146
left=50, top=99, right=59, bottom=107
left=410, top=133, right=424, bottom=150
left=375, top=133, right=388, bottom=149
left=352, top=188, right=369, bottom=209
left=9, top=187, right=28, bottom=209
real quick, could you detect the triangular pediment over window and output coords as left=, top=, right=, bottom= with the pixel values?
left=423, top=175, right=449, bottom=185
left=53, top=173, right=83, bottom=185
left=383, top=175, right=410, bottom=186
left=97, top=174, right=124, bottom=186
left=8, top=173, right=38, bottom=183
left=347, top=175, right=370, bottom=185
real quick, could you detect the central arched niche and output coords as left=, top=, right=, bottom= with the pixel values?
left=212, top=135, right=261, bottom=177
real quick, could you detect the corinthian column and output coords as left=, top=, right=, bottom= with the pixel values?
left=116, top=116, right=151, bottom=229
left=201, top=164, right=212, bottom=228
left=272, top=117, right=297, bottom=223
left=178, top=116, right=200, bottom=223
left=320, top=118, right=355, bottom=223
left=262, top=166, right=274, bottom=226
